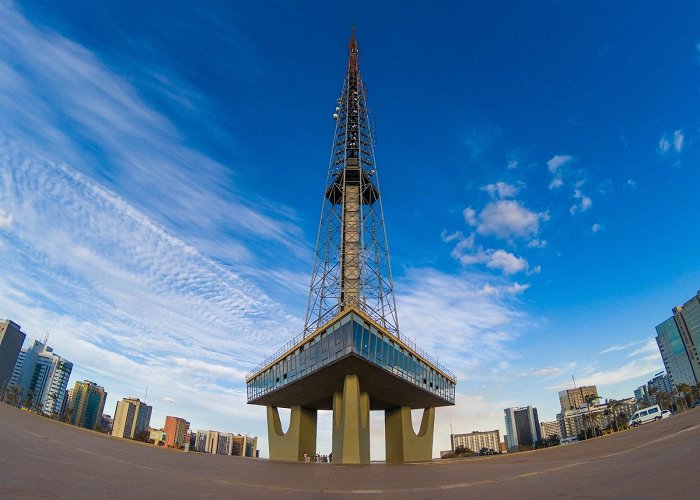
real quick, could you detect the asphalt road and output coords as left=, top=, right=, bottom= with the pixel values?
left=1, top=402, right=698, bottom=498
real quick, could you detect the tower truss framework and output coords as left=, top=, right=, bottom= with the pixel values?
left=304, top=31, right=399, bottom=338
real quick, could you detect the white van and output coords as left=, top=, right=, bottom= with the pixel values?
left=627, top=405, right=663, bottom=427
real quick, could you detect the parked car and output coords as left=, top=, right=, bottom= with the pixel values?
left=627, top=405, right=663, bottom=427
left=661, top=410, right=671, bottom=419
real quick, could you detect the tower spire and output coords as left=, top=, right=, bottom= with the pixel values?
left=304, top=30, right=400, bottom=338
left=348, top=26, right=358, bottom=73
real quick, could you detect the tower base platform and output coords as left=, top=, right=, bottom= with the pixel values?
left=266, top=374, right=435, bottom=464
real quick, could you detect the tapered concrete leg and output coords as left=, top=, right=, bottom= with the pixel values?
left=385, top=406, right=435, bottom=463
left=267, top=405, right=317, bottom=461
left=332, top=374, right=370, bottom=464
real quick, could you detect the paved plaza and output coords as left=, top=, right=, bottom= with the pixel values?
left=1, top=402, right=698, bottom=498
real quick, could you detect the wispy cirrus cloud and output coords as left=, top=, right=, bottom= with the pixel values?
left=0, top=134, right=297, bottom=442
left=658, top=130, right=684, bottom=154
left=396, top=267, right=530, bottom=381
left=0, top=1, right=306, bottom=268
left=599, top=339, right=646, bottom=355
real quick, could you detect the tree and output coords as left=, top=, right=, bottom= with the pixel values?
left=605, top=399, right=623, bottom=432
left=647, top=386, right=658, bottom=407
left=584, top=394, right=600, bottom=437
left=655, top=390, right=672, bottom=411
left=690, top=384, right=700, bottom=404
left=677, top=384, right=692, bottom=411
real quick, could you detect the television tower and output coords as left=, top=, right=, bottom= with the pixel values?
left=246, top=30, right=455, bottom=465
left=304, top=28, right=399, bottom=338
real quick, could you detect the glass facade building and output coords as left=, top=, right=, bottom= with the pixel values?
left=656, top=317, right=696, bottom=387
left=247, top=311, right=455, bottom=405
left=655, top=291, right=700, bottom=387
left=504, top=406, right=541, bottom=450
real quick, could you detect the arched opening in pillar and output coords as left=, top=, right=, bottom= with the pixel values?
left=277, top=407, right=291, bottom=433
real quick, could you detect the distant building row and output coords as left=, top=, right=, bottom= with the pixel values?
left=1, top=321, right=72, bottom=416
left=192, top=429, right=258, bottom=457
left=2, top=319, right=258, bottom=457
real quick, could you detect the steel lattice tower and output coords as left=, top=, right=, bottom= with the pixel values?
left=246, top=30, right=455, bottom=465
left=304, top=29, right=399, bottom=338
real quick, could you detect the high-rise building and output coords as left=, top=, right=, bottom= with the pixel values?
left=633, top=385, right=648, bottom=402
left=558, top=385, right=598, bottom=413
left=451, top=430, right=500, bottom=453
left=231, top=434, right=258, bottom=457
left=539, top=420, right=561, bottom=439
left=656, top=291, right=700, bottom=387
left=504, top=406, right=541, bottom=450
left=647, top=372, right=672, bottom=404
left=0, top=320, right=26, bottom=396
left=164, top=416, right=190, bottom=449
left=195, top=429, right=208, bottom=452
left=101, top=414, right=114, bottom=433
left=68, top=381, right=107, bottom=430
left=112, top=397, right=152, bottom=440
left=10, top=339, right=73, bottom=415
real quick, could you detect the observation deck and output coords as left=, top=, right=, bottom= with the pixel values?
left=246, top=307, right=456, bottom=411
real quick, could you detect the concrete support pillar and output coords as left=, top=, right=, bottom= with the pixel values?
left=385, top=406, right=435, bottom=463
left=267, top=405, right=317, bottom=462
left=332, top=374, right=370, bottom=464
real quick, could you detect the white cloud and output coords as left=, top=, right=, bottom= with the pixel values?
left=527, top=265, right=541, bottom=275
left=599, top=340, right=645, bottom=355
left=548, top=176, right=564, bottom=190
left=486, top=249, right=528, bottom=274
left=505, top=282, right=530, bottom=295
left=455, top=246, right=528, bottom=275
left=396, top=267, right=528, bottom=383
left=481, top=181, right=518, bottom=199
left=440, top=229, right=463, bottom=243
left=163, top=396, right=177, bottom=404
left=570, top=189, right=592, bottom=215
left=463, top=207, right=477, bottom=226
left=547, top=155, right=573, bottom=174
left=469, top=200, right=547, bottom=240
left=658, top=130, right=684, bottom=155
left=0, top=2, right=307, bottom=267
left=591, top=223, right=602, bottom=233
left=0, top=137, right=301, bottom=447
left=527, top=238, right=547, bottom=248
left=627, top=339, right=660, bottom=358
left=0, top=207, right=12, bottom=228
left=478, top=281, right=529, bottom=297
left=673, top=130, right=684, bottom=152
left=519, top=367, right=563, bottom=378
left=507, top=159, right=519, bottom=169
left=574, top=358, right=662, bottom=387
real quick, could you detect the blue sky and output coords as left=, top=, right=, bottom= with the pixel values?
left=1, top=0, right=699, bottom=458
